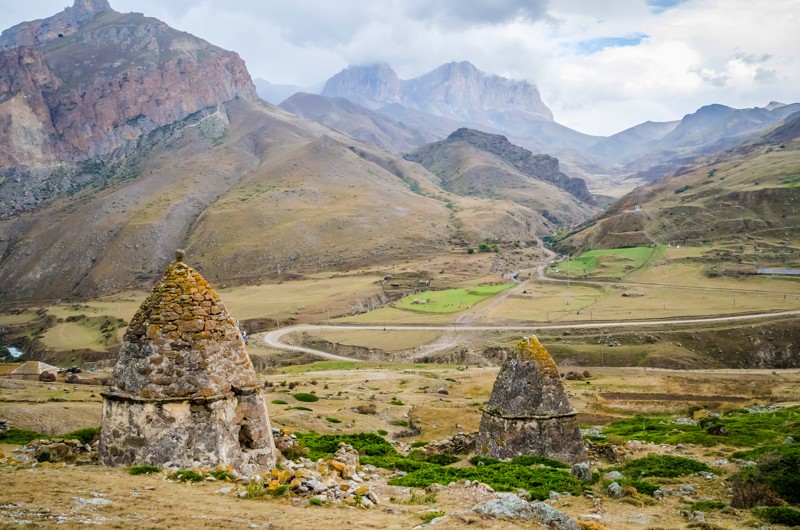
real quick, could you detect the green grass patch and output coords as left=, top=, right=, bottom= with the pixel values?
left=128, top=465, right=162, bottom=475
left=786, top=176, right=800, bottom=188
left=612, top=455, right=711, bottom=478
left=271, top=399, right=288, bottom=405
left=690, top=500, right=727, bottom=511
left=293, top=392, right=319, bottom=403
left=0, top=428, right=50, bottom=445
left=394, top=284, right=512, bottom=314
left=289, top=406, right=313, bottom=411
left=389, top=460, right=583, bottom=500
left=168, top=469, right=205, bottom=482
left=294, top=432, right=397, bottom=461
left=63, top=427, right=100, bottom=445
left=421, top=511, right=445, bottom=523
left=377, top=429, right=388, bottom=436
left=470, top=455, right=569, bottom=469
left=390, top=400, right=404, bottom=406
left=326, top=417, right=342, bottom=423
left=753, top=506, right=800, bottom=526
left=549, top=246, right=665, bottom=279
left=602, top=407, right=800, bottom=447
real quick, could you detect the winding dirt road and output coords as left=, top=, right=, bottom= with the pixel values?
left=262, top=310, right=800, bottom=362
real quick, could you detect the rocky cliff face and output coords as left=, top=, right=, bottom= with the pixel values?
left=322, top=61, right=553, bottom=130
left=0, top=1, right=257, bottom=217
left=321, top=63, right=401, bottom=109
left=0, top=0, right=111, bottom=50
left=409, top=128, right=594, bottom=205
left=402, top=61, right=553, bottom=123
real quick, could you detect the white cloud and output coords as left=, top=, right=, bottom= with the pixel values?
left=2, top=0, right=798, bottom=136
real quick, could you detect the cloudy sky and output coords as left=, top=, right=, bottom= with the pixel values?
left=2, top=0, right=798, bottom=135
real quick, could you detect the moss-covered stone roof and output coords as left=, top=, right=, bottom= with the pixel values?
left=110, top=254, right=258, bottom=400
left=483, top=336, right=575, bottom=418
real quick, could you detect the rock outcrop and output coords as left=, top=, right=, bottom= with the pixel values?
left=413, top=128, right=594, bottom=204
left=0, top=0, right=257, bottom=216
left=99, top=250, right=276, bottom=475
left=322, top=61, right=553, bottom=127
left=475, top=336, right=587, bottom=464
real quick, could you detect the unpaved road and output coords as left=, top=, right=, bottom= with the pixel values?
left=262, top=309, right=800, bottom=362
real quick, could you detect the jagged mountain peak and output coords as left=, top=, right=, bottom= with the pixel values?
left=0, top=0, right=111, bottom=50
left=320, top=63, right=401, bottom=109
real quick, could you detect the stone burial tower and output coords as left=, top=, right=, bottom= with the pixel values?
left=99, top=250, right=276, bottom=475
left=475, top=336, right=587, bottom=464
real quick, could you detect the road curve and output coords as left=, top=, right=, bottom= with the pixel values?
left=261, top=309, right=800, bottom=361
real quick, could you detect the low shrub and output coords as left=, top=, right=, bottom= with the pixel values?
left=308, top=497, right=325, bottom=506
left=730, top=445, right=800, bottom=506
left=294, top=432, right=397, bottom=461
left=63, top=427, right=100, bottom=445
left=326, top=417, right=342, bottom=424
left=390, top=400, right=404, bottom=406
left=377, top=429, right=388, bottom=436
left=271, top=399, right=288, bottom=405
left=168, top=469, right=205, bottom=482
left=421, top=510, right=445, bottom=523
left=752, top=506, right=800, bottom=526
left=0, top=428, right=48, bottom=445
left=128, top=465, right=163, bottom=475
left=602, top=407, right=800, bottom=447
left=690, top=500, right=727, bottom=511
left=389, top=460, right=583, bottom=500
left=293, top=393, right=319, bottom=403
left=355, top=403, right=377, bottom=415
left=614, top=455, right=712, bottom=478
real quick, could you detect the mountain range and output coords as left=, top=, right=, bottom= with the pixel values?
left=0, top=0, right=599, bottom=301
left=1, top=1, right=799, bottom=302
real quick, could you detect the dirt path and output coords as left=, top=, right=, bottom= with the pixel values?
left=261, top=309, right=800, bottom=361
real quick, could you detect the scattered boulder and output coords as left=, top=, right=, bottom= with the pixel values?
left=571, top=462, right=592, bottom=481
left=607, top=482, right=623, bottom=498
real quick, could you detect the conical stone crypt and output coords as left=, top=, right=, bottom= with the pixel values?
left=99, top=250, right=276, bottom=474
left=475, top=336, right=587, bottom=464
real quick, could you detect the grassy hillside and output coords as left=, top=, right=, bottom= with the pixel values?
left=556, top=120, right=800, bottom=270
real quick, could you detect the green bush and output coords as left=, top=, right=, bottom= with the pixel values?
left=390, top=462, right=582, bottom=500
left=603, top=407, right=800, bottom=447
left=128, top=465, right=163, bottom=475
left=614, top=455, right=711, bottom=478
left=294, top=432, right=397, bottom=461
left=377, top=429, right=388, bottom=436
left=421, top=510, right=445, bottom=523
left=63, top=427, right=100, bottom=445
left=0, top=428, right=49, bottom=445
left=730, top=445, right=800, bottom=506
left=690, top=500, right=727, bottom=511
left=469, top=455, right=568, bottom=469
left=293, top=393, right=319, bottom=403
left=169, top=469, right=205, bottom=482
left=410, top=441, right=429, bottom=448
left=309, top=497, right=325, bottom=506
left=753, top=506, right=800, bottom=526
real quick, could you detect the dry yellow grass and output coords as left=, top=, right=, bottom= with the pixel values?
left=41, top=322, right=107, bottom=352
left=300, top=329, right=444, bottom=352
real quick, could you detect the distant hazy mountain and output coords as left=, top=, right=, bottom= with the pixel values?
left=253, top=78, right=323, bottom=104
left=556, top=112, right=800, bottom=254
left=321, top=62, right=583, bottom=142
left=589, top=102, right=800, bottom=180
left=279, top=92, right=438, bottom=152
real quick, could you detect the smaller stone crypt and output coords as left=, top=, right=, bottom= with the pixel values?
left=99, top=251, right=276, bottom=475
left=475, top=336, right=587, bottom=464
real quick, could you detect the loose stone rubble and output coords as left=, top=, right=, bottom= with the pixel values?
left=99, top=250, right=276, bottom=475
left=475, top=336, right=588, bottom=464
